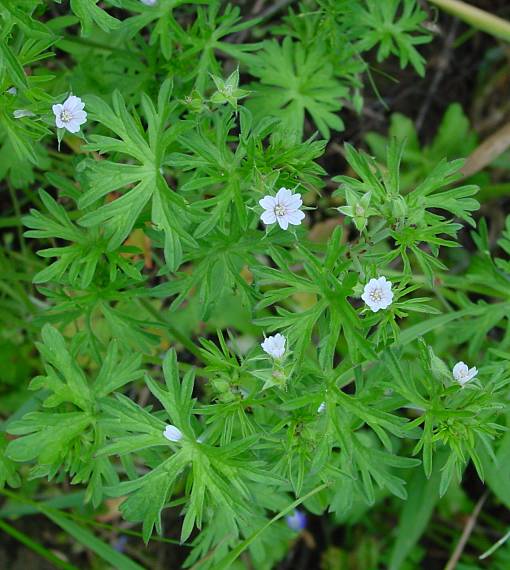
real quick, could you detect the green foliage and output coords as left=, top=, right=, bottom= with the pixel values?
left=79, top=80, right=195, bottom=270
left=6, top=324, right=143, bottom=506
left=334, top=140, right=479, bottom=283
left=247, top=37, right=348, bottom=139
left=365, top=103, right=480, bottom=190
left=351, top=0, right=430, bottom=76
left=1, top=1, right=509, bottom=569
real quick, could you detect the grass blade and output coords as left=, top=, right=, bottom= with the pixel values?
left=44, top=509, right=146, bottom=570
left=0, top=518, right=79, bottom=570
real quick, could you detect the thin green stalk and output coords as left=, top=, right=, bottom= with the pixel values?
left=429, top=0, right=510, bottom=42
left=214, top=482, right=330, bottom=569
left=480, top=528, right=510, bottom=560
left=0, top=216, right=23, bottom=229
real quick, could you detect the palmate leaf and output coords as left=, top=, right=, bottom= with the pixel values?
left=111, top=453, right=189, bottom=541
left=23, top=190, right=143, bottom=288
left=78, top=80, right=195, bottom=271
left=100, top=350, right=265, bottom=543
left=247, top=37, right=348, bottom=139
left=352, top=0, right=431, bottom=76
left=6, top=325, right=143, bottom=503
left=7, top=411, right=92, bottom=469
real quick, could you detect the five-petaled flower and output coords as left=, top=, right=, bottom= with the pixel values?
left=261, top=333, right=286, bottom=359
left=52, top=95, right=87, bottom=133
left=452, top=361, right=478, bottom=386
left=361, top=276, right=393, bottom=312
left=259, top=187, right=305, bottom=230
left=163, top=424, right=183, bottom=442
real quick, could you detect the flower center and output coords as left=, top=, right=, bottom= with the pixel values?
left=369, top=287, right=383, bottom=302
left=274, top=204, right=287, bottom=217
left=60, top=109, right=73, bottom=123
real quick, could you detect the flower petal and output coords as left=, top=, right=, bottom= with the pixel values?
left=277, top=216, right=289, bottom=230
left=52, top=104, right=63, bottom=117
left=163, top=425, right=183, bottom=442
left=65, top=120, right=81, bottom=133
left=260, top=210, right=276, bottom=225
left=64, top=95, right=84, bottom=112
left=286, top=194, right=303, bottom=209
left=276, top=187, right=292, bottom=204
left=259, top=195, right=276, bottom=210
left=286, top=210, right=305, bottom=226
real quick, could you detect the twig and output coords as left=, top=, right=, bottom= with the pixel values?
left=444, top=491, right=488, bottom=570
left=460, top=121, right=510, bottom=178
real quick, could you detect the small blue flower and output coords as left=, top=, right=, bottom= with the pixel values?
left=113, top=535, right=128, bottom=552
left=286, top=509, right=307, bottom=531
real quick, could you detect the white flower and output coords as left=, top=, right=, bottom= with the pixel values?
left=163, top=424, right=183, bottom=442
left=261, top=333, right=286, bottom=359
left=52, top=95, right=87, bottom=133
left=140, top=0, right=157, bottom=4
left=317, top=402, right=326, bottom=414
left=259, top=187, right=305, bottom=230
left=6, top=87, right=17, bottom=95
left=361, top=276, right=393, bottom=312
left=452, top=361, right=478, bottom=386
left=13, top=109, right=35, bottom=119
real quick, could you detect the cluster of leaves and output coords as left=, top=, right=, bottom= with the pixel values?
left=2, top=1, right=510, bottom=569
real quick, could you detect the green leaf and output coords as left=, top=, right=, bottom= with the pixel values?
left=247, top=37, right=347, bottom=139
left=111, top=453, right=188, bottom=542
left=0, top=40, right=28, bottom=88
left=0, top=434, right=20, bottom=489
left=69, top=0, right=120, bottom=35
left=79, top=86, right=194, bottom=268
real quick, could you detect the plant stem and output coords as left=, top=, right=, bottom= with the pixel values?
left=429, top=0, right=510, bottom=42
left=445, top=491, right=488, bottom=570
